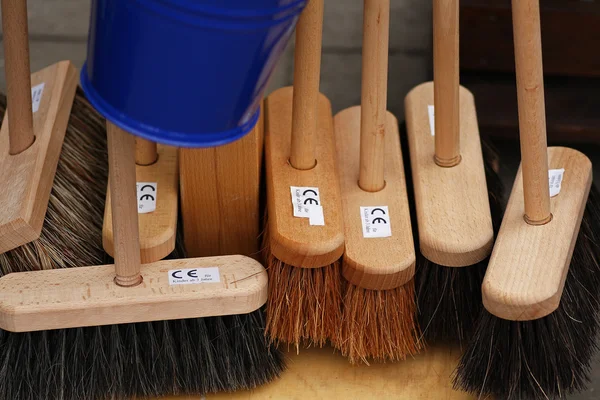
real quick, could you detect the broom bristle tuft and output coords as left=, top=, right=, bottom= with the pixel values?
left=453, top=184, right=600, bottom=400
left=334, top=280, right=423, bottom=365
left=264, top=250, right=343, bottom=350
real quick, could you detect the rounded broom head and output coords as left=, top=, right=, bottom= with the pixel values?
left=412, top=136, right=506, bottom=346
left=452, top=184, right=600, bottom=400
left=262, top=223, right=343, bottom=350
left=335, top=279, right=422, bottom=365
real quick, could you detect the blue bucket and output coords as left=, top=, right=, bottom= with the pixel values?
left=80, top=0, right=306, bottom=147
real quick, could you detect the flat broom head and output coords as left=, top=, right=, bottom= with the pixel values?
left=453, top=184, right=600, bottom=400
left=414, top=138, right=506, bottom=345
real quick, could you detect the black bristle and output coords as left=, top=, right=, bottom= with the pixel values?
left=402, top=127, right=507, bottom=346
left=453, top=184, right=600, bottom=399
left=0, top=91, right=285, bottom=398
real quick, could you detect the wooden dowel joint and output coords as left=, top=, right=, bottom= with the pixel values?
left=434, top=154, right=461, bottom=168
left=135, top=136, right=158, bottom=166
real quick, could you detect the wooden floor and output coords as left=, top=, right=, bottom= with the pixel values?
left=162, top=345, right=475, bottom=400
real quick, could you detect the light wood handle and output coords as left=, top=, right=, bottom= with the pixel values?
left=2, top=0, right=34, bottom=155
left=512, top=0, right=551, bottom=225
left=107, top=122, right=143, bottom=287
left=433, top=0, right=460, bottom=167
left=289, top=0, right=324, bottom=170
left=358, top=0, right=390, bottom=192
left=135, top=137, right=158, bottom=166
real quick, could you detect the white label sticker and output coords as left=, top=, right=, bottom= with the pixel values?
left=31, top=83, right=45, bottom=113
left=428, top=105, right=435, bottom=136
left=309, top=205, right=325, bottom=226
left=290, top=186, right=324, bottom=225
left=137, top=182, right=157, bottom=214
left=360, top=206, right=392, bottom=238
left=168, top=267, right=221, bottom=285
left=549, top=169, right=565, bottom=197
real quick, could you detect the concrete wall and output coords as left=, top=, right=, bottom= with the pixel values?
left=0, top=0, right=432, bottom=120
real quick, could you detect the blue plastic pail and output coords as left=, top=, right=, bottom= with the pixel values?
left=81, top=0, right=306, bottom=147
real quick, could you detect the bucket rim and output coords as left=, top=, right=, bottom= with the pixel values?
left=148, top=0, right=307, bottom=19
left=80, top=64, right=258, bottom=148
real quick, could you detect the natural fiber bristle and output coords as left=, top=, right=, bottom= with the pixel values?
left=333, top=280, right=423, bottom=365
left=453, top=184, right=600, bottom=400
left=263, top=239, right=343, bottom=350
left=413, top=137, right=506, bottom=346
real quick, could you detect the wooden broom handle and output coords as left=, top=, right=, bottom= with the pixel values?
left=358, top=0, right=390, bottom=192
left=107, top=122, right=143, bottom=287
left=2, top=0, right=34, bottom=155
left=512, top=0, right=551, bottom=225
left=289, top=0, right=323, bottom=170
left=433, top=0, right=460, bottom=167
left=135, top=137, right=158, bottom=166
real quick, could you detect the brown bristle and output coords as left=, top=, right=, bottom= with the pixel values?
left=261, top=227, right=343, bottom=350
left=334, top=280, right=423, bottom=365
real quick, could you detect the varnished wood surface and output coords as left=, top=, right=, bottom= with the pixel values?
left=0, top=61, right=77, bottom=253
left=483, top=147, right=592, bottom=321
left=0, top=255, right=267, bottom=332
left=335, top=106, right=415, bottom=290
left=265, top=87, right=344, bottom=268
left=404, top=82, right=493, bottom=267
left=104, top=143, right=178, bottom=264
left=161, top=346, right=475, bottom=399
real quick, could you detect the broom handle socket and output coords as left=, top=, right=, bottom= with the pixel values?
left=135, top=137, right=158, bottom=166
left=433, top=0, right=461, bottom=168
left=2, top=0, right=34, bottom=155
left=359, top=0, right=390, bottom=192
left=512, top=0, right=551, bottom=225
left=107, top=122, right=143, bottom=287
left=289, top=0, right=324, bottom=171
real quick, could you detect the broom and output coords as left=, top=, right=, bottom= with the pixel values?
left=263, top=0, right=345, bottom=350
left=0, top=120, right=284, bottom=399
left=453, top=0, right=600, bottom=398
left=0, top=0, right=78, bottom=254
left=404, top=0, right=505, bottom=345
left=332, top=0, right=422, bottom=365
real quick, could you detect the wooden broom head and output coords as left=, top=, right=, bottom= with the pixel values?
left=265, top=87, right=345, bottom=268
left=483, top=146, right=592, bottom=321
left=0, top=61, right=78, bottom=253
left=334, top=107, right=415, bottom=290
left=404, top=82, right=494, bottom=267
left=103, top=142, right=178, bottom=264
left=0, top=254, right=268, bottom=332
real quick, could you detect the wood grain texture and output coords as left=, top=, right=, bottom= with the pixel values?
left=265, top=86, right=345, bottom=268
left=289, top=0, right=323, bottom=171
left=334, top=106, right=415, bottom=290
left=404, top=82, right=494, bottom=267
left=106, top=123, right=142, bottom=286
left=0, top=255, right=267, bottom=332
left=192, top=345, right=472, bottom=399
left=2, top=0, right=34, bottom=154
left=513, top=0, right=551, bottom=225
left=104, top=143, right=178, bottom=264
left=433, top=0, right=460, bottom=167
left=0, top=61, right=77, bottom=253
left=358, top=0, right=389, bottom=192
left=483, top=146, right=592, bottom=321
left=180, top=109, right=262, bottom=258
